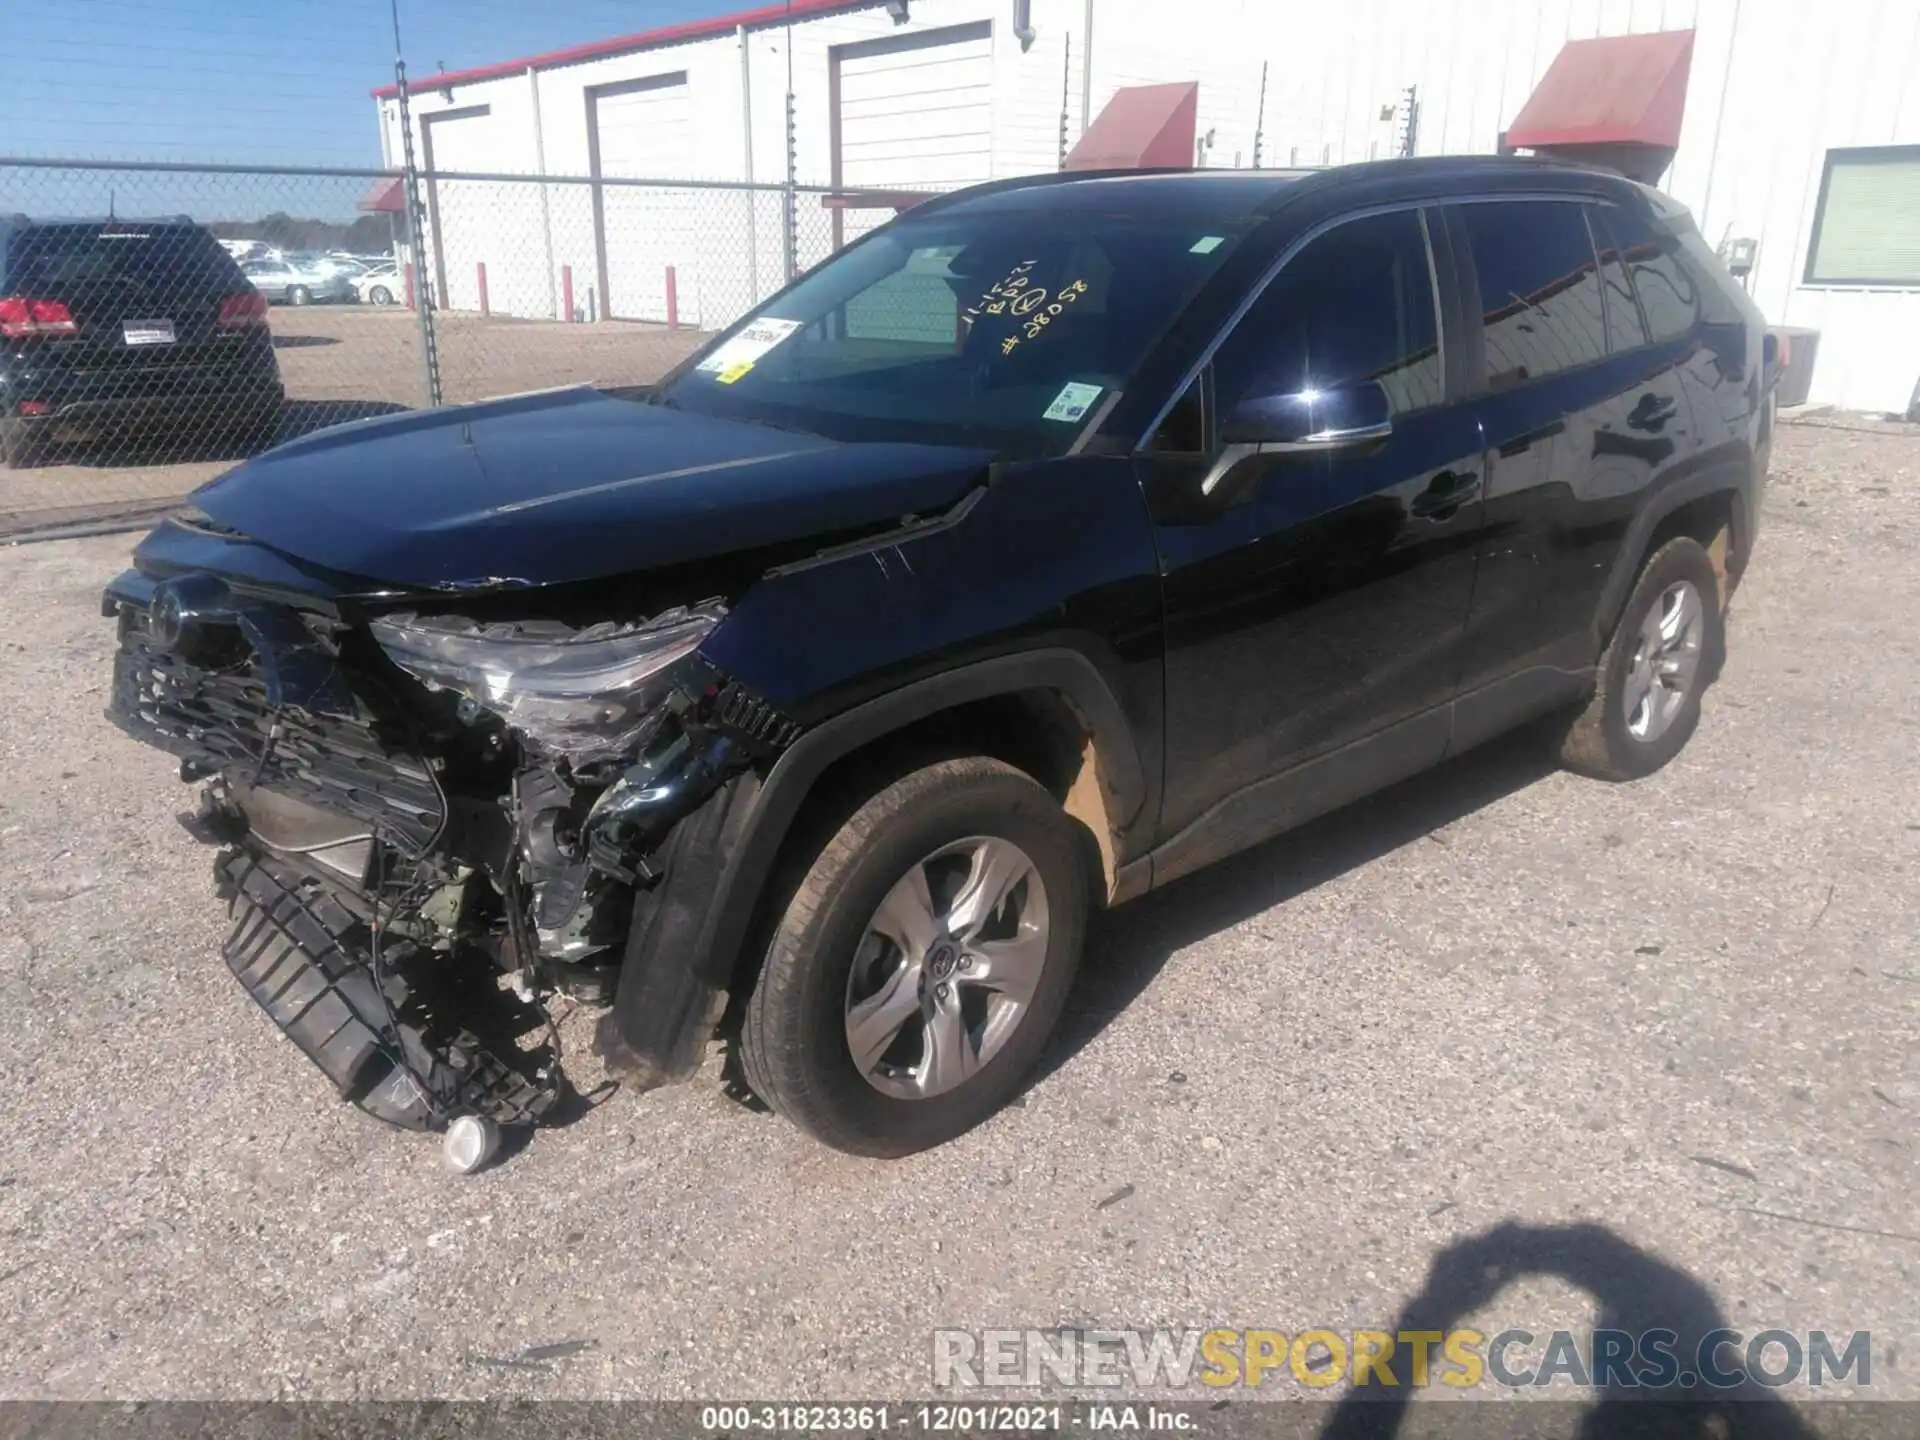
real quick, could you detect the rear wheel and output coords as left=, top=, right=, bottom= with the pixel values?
left=740, top=756, right=1089, bottom=1157
left=287, top=285, right=312, bottom=306
left=1559, top=536, right=1723, bottom=781
left=367, top=284, right=394, bottom=306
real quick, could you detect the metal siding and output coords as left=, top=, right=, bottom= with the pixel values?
left=839, top=33, right=994, bottom=189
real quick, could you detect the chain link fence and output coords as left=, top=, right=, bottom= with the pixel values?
left=0, top=158, right=873, bottom=536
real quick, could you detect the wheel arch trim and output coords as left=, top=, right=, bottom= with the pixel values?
left=1596, top=462, right=1751, bottom=643
left=695, top=648, right=1145, bottom=990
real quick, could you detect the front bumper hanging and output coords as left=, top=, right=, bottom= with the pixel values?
left=218, top=848, right=561, bottom=1132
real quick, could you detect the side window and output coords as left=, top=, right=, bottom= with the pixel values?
left=1605, top=205, right=1700, bottom=343
left=1148, top=374, right=1207, bottom=454
left=1457, top=200, right=1608, bottom=387
left=1585, top=205, right=1651, bottom=352
left=1211, top=208, right=1441, bottom=421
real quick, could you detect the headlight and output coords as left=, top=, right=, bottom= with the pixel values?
left=371, top=601, right=723, bottom=765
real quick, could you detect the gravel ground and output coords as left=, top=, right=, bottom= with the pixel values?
left=0, top=421, right=1916, bottom=1405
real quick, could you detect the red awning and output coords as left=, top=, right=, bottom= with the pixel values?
left=1507, top=30, right=1695, bottom=150
left=1065, top=82, right=1199, bottom=172
left=357, top=177, right=406, bottom=214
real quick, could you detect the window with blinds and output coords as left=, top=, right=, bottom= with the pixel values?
left=1805, top=146, right=1920, bottom=286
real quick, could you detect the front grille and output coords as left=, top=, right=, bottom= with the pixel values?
left=109, top=616, right=446, bottom=854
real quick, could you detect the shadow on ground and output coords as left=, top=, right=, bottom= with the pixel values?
left=1040, top=730, right=1560, bottom=1082
left=1318, top=1221, right=1822, bottom=1438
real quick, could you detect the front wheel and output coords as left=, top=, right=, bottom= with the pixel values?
left=740, top=756, right=1089, bottom=1157
left=367, top=284, right=394, bottom=306
left=287, top=285, right=312, bottom=306
left=1559, top=536, right=1724, bottom=781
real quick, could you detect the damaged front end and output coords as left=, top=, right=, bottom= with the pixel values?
left=105, top=563, right=798, bottom=1156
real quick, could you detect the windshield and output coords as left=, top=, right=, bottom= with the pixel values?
left=656, top=204, right=1253, bottom=455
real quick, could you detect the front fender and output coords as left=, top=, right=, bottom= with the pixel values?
left=592, top=456, right=1166, bottom=1083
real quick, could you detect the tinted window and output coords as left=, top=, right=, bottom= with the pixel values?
left=1458, top=200, right=1607, bottom=387
left=7, top=225, right=242, bottom=298
left=1586, top=206, right=1650, bottom=352
left=1605, top=206, right=1699, bottom=343
left=1149, top=375, right=1207, bottom=453
left=1212, top=208, right=1442, bottom=419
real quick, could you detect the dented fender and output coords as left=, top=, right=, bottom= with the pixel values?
left=593, top=458, right=1167, bottom=1081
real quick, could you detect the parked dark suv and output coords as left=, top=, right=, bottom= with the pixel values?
left=104, top=159, right=1771, bottom=1164
left=2, top=217, right=283, bottom=467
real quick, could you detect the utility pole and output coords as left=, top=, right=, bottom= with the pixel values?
left=1079, top=0, right=1094, bottom=134
left=1058, top=35, right=1073, bottom=169
left=1252, top=61, right=1268, bottom=168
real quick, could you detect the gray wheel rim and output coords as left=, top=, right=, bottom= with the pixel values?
left=1624, top=579, right=1704, bottom=743
left=844, top=834, right=1049, bottom=1100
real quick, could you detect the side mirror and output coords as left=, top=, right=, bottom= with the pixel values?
left=1220, top=379, right=1394, bottom=450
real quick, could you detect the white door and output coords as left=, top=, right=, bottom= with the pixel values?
left=837, top=23, right=993, bottom=246
left=594, top=72, right=696, bottom=323
left=421, top=106, right=494, bottom=312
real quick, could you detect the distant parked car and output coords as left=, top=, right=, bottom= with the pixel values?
left=327, top=252, right=397, bottom=276
left=1, top=216, right=283, bottom=468
left=242, top=256, right=354, bottom=305
left=353, top=267, right=402, bottom=306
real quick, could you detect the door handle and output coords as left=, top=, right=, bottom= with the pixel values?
left=1497, top=419, right=1565, bottom=457
left=1410, top=469, right=1481, bottom=520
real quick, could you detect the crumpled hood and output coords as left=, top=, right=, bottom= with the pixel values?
left=189, top=387, right=996, bottom=590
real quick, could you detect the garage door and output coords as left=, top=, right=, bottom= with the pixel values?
left=422, top=105, right=493, bottom=311
left=838, top=22, right=993, bottom=231
left=593, top=71, right=695, bottom=323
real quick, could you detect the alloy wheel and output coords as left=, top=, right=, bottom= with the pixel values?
left=843, top=835, right=1049, bottom=1100
left=1624, top=579, right=1704, bottom=742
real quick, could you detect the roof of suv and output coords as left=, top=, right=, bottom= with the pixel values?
left=922, top=155, right=1641, bottom=222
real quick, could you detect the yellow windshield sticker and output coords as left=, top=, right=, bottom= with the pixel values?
left=696, top=317, right=803, bottom=377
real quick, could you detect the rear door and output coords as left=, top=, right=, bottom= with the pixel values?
left=1444, top=196, right=1694, bottom=741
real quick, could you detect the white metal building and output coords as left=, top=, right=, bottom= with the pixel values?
left=374, top=0, right=1920, bottom=414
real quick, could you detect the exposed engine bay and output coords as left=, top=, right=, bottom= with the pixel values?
left=105, top=571, right=801, bottom=1156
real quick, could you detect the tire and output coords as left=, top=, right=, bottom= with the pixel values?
left=368, top=285, right=394, bottom=306
left=287, top=285, right=312, bottom=307
left=740, top=756, right=1089, bottom=1157
left=1, top=419, right=43, bottom=470
left=1559, top=536, right=1724, bottom=781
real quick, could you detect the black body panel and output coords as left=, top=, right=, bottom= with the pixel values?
left=98, top=158, right=1771, bottom=1127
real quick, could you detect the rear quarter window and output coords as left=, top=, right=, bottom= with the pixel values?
left=1603, top=206, right=1701, bottom=343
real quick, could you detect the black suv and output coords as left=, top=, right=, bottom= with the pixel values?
left=2, top=217, right=283, bottom=467
left=104, top=159, right=1771, bottom=1163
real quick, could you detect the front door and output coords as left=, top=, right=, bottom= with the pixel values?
left=1142, top=206, right=1485, bottom=882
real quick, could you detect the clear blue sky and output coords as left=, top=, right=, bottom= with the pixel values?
left=3, top=0, right=721, bottom=167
